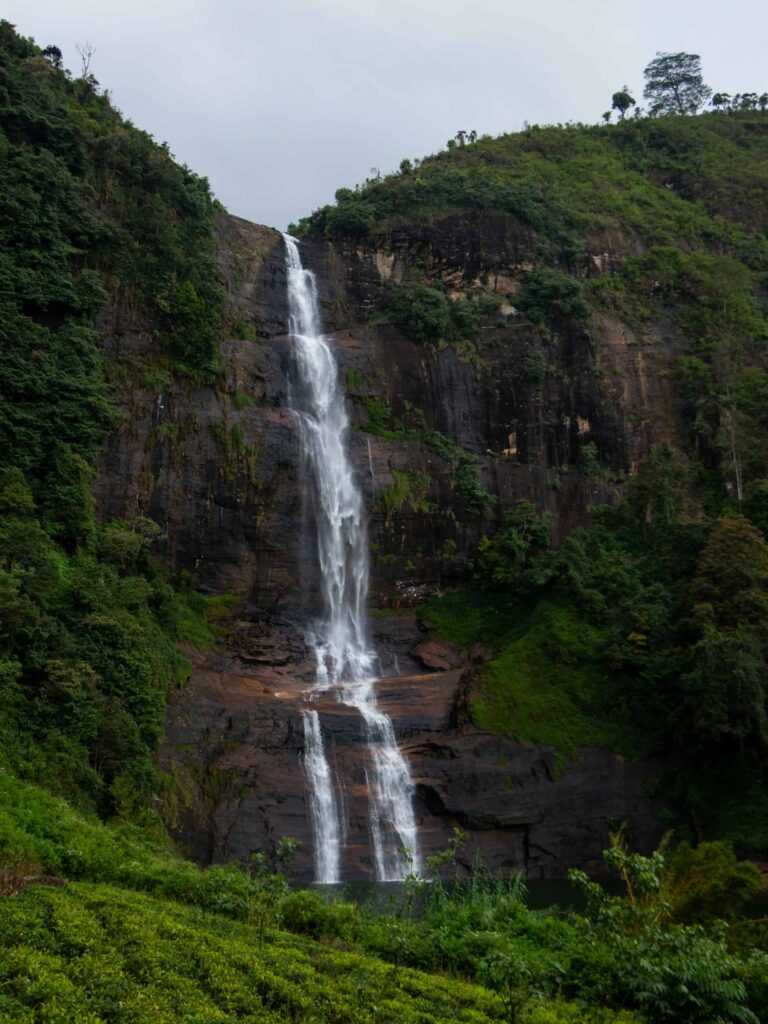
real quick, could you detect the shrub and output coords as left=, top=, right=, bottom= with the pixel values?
left=325, top=200, right=377, bottom=236
left=664, top=841, right=763, bottom=924
left=522, top=352, right=548, bottom=382
left=388, top=284, right=451, bottom=342
left=515, top=269, right=590, bottom=323
left=280, top=889, right=361, bottom=941
left=473, top=500, right=550, bottom=588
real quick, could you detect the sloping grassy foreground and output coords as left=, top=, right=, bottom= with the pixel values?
left=0, top=883, right=508, bottom=1024
left=0, top=773, right=637, bottom=1023
left=0, top=770, right=255, bottom=916
left=5, top=771, right=768, bottom=1023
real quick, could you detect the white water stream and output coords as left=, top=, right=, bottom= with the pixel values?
left=301, top=709, right=341, bottom=883
left=284, top=234, right=421, bottom=882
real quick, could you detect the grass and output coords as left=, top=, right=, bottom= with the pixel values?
left=423, top=592, right=645, bottom=761
left=421, top=590, right=524, bottom=648
left=174, top=592, right=239, bottom=648
left=474, top=601, right=637, bottom=761
left=0, top=772, right=254, bottom=918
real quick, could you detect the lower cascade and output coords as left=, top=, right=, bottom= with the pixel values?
left=283, top=233, right=421, bottom=882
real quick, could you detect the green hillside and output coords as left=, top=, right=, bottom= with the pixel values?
left=296, top=92, right=768, bottom=855
left=294, top=110, right=768, bottom=247
left=0, top=19, right=226, bottom=819
left=2, top=772, right=765, bottom=1024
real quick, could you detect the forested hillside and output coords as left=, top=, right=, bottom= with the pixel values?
left=0, top=19, right=223, bottom=819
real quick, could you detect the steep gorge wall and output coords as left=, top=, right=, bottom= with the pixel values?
left=93, top=210, right=676, bottom=879
left=96, top=210, right=683, bottom=607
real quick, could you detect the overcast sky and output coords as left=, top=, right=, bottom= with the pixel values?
left=6, top=1, right=767, bottom=230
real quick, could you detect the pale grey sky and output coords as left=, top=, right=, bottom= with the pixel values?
left=5, top=1, right=767, bottom=229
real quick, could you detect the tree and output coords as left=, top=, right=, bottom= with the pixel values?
left=75, top=40, right=98, bottom=90
left=569, top=835, right=761, bottom=1024
left=681, top=515, right=768, bottom=750
left=455, top=129, right=467, bottom=145
left=718, top=402, right=745, bottom=501
left=479, top=951, right=540, bottom=1024
left=474, top=500, right=550, bottom=588
left=515, top=267, right=590, bottom=323
left=625, top=444, right=691, bottom=540
left=663, top=840, right=762, bottom=924
left=387, top=284, right=451, bottom=343
left=325, top=200, right=375, bottom=236
left=643, top=52, right=712, bottom=115
left=690, top=515, right=768, bottom=633
left=75, top=40, right=95, bottom=77
left=41, top=44, right=62, bottom=69
left=612, top=86, right=636, bottom=119
left=711, top=92, right=730, bottom=112
left=682, top=626, right=768, bottom=748
left=247, top=837, right=300, bottom=945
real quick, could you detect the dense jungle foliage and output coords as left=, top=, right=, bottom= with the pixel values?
left=0, top=20, right=223, bottom=818
left=425, top=489, right=768, bottom=851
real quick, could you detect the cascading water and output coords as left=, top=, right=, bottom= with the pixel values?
left=283, top=233, right=421, bottom=882
left=301, top=709, right=341, bottom=884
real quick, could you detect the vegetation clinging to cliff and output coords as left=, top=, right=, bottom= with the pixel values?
left=427, top=449, right=768, bottom=852
left=297, top=107, right=768, bottom=501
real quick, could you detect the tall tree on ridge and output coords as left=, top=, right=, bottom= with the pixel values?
left=643, top=52, right=712, bottom=115
left=611, top=87, right=636, bottom=119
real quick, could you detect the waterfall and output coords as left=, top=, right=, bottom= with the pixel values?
left=284, top=233, right=421, bottom=882
left=302, top=709, right=341, bottom=884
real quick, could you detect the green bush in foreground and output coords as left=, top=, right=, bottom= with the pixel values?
left=343, top=832, right=767, bottom=1024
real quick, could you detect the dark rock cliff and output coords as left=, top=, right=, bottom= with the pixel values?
left=94, top=210, right=676, bottom=880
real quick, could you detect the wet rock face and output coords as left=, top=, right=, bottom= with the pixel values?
left=93, top=210, right=679, bottom=878
left=94, top=210, right=681, bottom=608
left=161, top=630, right=664, bottom=882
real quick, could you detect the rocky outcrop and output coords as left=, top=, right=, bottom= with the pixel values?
left=160, top=621, right=664, bottom=882
left=93, top=208, right=680, bottom=878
